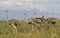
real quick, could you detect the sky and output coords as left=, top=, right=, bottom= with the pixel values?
left=0, top=0, right=60, bottom=20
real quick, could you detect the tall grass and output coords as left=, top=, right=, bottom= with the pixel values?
left=0, top=20, right=60, bottom=38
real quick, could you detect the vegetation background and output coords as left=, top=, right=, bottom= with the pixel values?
left=0, top=19, right=60, bottom=38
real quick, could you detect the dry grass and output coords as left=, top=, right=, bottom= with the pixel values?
left=0, top=20, right=60, bottom=38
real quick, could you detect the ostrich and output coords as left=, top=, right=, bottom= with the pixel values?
left=51, top=20, right=56, bottom=25
left=9, top=22, right=17, bottom=33
left=48, top=18, right=56, bottom=25
left=28, top=21, right=34, bottom=25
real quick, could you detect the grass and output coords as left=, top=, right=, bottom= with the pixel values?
left=0, top=20, right=60, bottom=38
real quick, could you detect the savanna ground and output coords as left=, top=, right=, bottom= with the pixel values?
left=0, top=19, right=60, bottom=38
